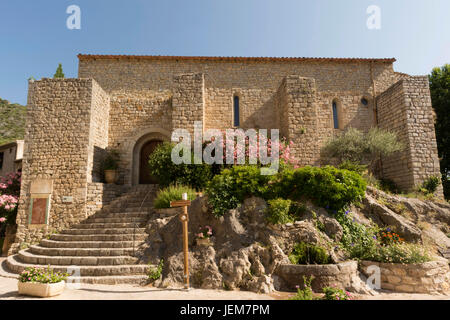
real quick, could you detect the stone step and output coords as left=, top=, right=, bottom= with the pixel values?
left=17, top=249, right=139, bottom=266
left=106, top=207, right=153, bottom=213
left=29, top=245, right=137, bottom=257
left=50, top=233, right=147, bottom=242
left=92, top=212, right=151, bottom=218
left=81, top=217, right=148, bottom=224
left=6, top=255, right=150, bottom=277
left=67, top=275, right=148, bottom=285
left=72, top=222, right=146, bottom=229
left=40, top=239, right=142, bottom=248
left=60, top=228, right=146, bottom=235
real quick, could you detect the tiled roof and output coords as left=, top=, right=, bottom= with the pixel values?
left=78, top=54, right=396, bottom=63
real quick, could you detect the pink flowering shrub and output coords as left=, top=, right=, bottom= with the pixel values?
left=205, top=133, right=298, bottom=168
left=0, top=171, right=21, bottom=228
left=322, top=285, right=352, bottom=300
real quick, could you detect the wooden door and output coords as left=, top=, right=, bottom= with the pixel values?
left=139, top=140, right=162, bottom=184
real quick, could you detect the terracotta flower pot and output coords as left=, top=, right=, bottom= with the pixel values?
left=104, top=170, right=117, bottom=184
left=18, top=281, right=65, bottom=297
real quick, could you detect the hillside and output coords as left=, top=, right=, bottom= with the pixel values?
left=0, top=98, right=26, bottom=145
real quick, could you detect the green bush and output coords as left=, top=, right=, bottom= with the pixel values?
left=148, top=142, right=212, bottom=190
left=338, top=160, right=367, bottom=175
left=206, top=165, right=365, bottom=217
left=271, top=166, right=367, bottom=211
left=321, top=127, right=404, bottom=173
left=288, top=242, right=330, bottom=265
left=205, top=165, right=270, bottom=217
left=266, top=198, right=292, bottom=224
left=335, top=209, right=378, bottom=259
left=154, top=185, right=197, bottom=209
left=266, top=199, right=305, bottom=224
left=148, top=259, right=164, bottom=281
left=366, top=243, right=432, bottom=264
left=420, top=176, right=441, bottom=194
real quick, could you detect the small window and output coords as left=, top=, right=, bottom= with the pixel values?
left=332, top=101, right=339, bottom=129
left=233, top=96, right=240, bottom=127
left=0, top=152, right=3, bottom=169
left=361, top=98, right=369, bottom=106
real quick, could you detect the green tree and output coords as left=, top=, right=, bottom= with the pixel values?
left=429, top=64, right=450, bottom=199
left=321, top=127, right=404, bottom=173
left=53, top=63, right=65, bottom=78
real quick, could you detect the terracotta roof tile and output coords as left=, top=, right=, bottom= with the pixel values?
left=78, top=54, right=396, bottom=63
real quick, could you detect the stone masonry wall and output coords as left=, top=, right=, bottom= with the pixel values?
left=87, top=80, right=110, bottom=183
left=79, top=58, right=396, bottom=161
left=107, top=90, right=172, bottom=184
left=86, top=183, right=128, bottom=217
left=359, top=260, right=450, bottom=294
left=378, top=77, right=442, bottom=193
left=377, top=80, right=412, bottom=189
left=402, top=77, right=442, bottom=191
left=278, top=76, right=319, bottom=166
left=172, top=73, right=205, bottom=137
left=10, top=79, right=106, bottom=253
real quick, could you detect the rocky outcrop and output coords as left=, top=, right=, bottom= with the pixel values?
left=140, top=196, right=358, bottom=293
left=139, top=188, right=450, bottom=294
left=362, top=194, right=422, bottom=242
left=361, top=187, right=450, bottom=254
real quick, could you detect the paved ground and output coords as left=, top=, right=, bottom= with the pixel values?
left=0, top=276, right=276, bottom=300
left=1, top=275, right=449, bottom=300
left=1, top=259, right=449, bottom=300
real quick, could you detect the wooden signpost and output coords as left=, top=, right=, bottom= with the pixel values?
left=170, top=193, right=191, bottom=290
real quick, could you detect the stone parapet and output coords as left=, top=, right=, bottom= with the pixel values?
left=359, top=259, right=450, bottom=294
left=274, top=261, right=359, bottom=292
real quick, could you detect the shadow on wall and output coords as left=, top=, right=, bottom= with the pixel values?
left=241, top=95, right=279, bottom=131
left=92, top=146, right=126, bottom=185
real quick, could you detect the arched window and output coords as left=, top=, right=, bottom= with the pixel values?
left=233, top=96, right=240, bottom=127
left=332, top=101, right=339, bottom=129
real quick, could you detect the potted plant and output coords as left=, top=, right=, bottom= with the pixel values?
left=18, top=266, right=69, bottom=297
left=102, top=149, right=120, bottom=184
left=196, top=225, right=213, bottom=246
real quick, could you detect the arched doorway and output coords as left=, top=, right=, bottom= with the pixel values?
left=129, top=128, right=170, bottom=186
left=139, top=139, right=163, bottom=184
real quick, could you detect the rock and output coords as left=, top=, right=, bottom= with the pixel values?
left=322, top=217, right=343, bottom=242
left=363, top=194, right=422, bottom=242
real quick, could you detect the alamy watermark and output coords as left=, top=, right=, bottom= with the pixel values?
left=66, top=5, right=81, bottom=30
left=367, top=5, right=381, bottom=30
left=171, top=122, right=281, bottom=175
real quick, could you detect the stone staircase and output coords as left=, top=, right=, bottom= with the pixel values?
left=5, top=185, right=158, bottom=284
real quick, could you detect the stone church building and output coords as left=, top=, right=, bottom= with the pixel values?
left=9, top=54, right=441, bottom=257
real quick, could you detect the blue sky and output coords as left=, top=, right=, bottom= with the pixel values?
left=0, top=0, right=449, bottom=105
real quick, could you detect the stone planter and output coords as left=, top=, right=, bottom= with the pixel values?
left=274, top=261, right=358, bottom=292
left=104, top=170, right=117, bottom=184
left=359, top=259, right=450, bottom=294
left=196, top=237, right=212, bottom=247
left=18, top=281, right=66, bottom=297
